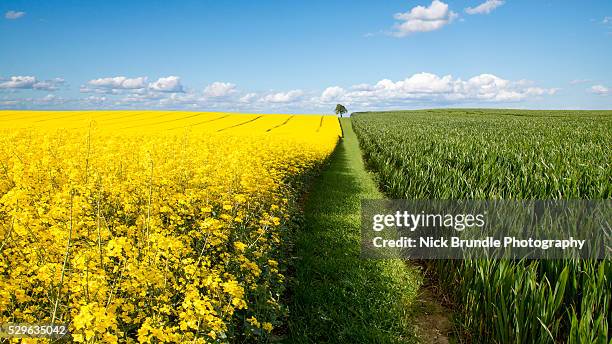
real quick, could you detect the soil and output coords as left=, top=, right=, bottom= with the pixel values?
left=410, top=264, right=456, bottom=344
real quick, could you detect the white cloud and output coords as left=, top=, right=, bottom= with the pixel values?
left=351, top=83, right=375, bottom=91
left=321, top=86, right=346, bottom=102
left=603, top=16, right=612, bottom=24
left=465, top=0, right=504, bottom=15
left=203, top=82, right=236, bottom=97
left=0, top=94, right=68, bottom=108
left=5, top=10, right=25, bottom=20
left=0, top=76, right=36, bottom=89
left=87, top=76, right=147, bottom=90
left=0, top=100, right=20, bottom=106
left=1, top=73, right=563, bottom=111
left=318, top=72, right=558, bottom=105
left=590, top=85, right=609, bottom=95
left=84, top=95, right=108, bottom=104
left=148, top=76, right=184, bottom=93
left=391, top=0, right=458, bottom=37
left=239, top=93, right=258, bottom=103
left=76, top=75, right=186, bottom=107
left=570, top=79, right=591, bottom=85
left=0, top=76, right=64, bottom=90
left=35, top=94, right=68, bottom=104
left=33, top=78, right=65, bottom=90
left=260, top=90, right=304, bottom=103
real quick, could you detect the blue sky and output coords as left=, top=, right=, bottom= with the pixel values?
left=1, top=0, right=611, bottom=112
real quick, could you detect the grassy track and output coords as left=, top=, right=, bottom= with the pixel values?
left=286, top=118, right=422, bottom=343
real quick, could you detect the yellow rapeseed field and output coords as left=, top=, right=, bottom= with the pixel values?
left=0, top=111, right=341, bottom=343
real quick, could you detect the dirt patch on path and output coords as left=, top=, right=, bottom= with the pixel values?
left=409, top=264, right=456, bottom=344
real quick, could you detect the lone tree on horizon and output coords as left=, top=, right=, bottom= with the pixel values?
left=334, top=104, right=348, bottom=117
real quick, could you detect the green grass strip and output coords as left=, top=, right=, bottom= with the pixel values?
left=286, top=118, right=422, bottom=343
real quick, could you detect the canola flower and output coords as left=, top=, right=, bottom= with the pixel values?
left=0, top=111, right=341, bottom=343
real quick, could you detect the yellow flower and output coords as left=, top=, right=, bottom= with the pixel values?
left=247, top=316, right=260, bottom=328
left=262, top=322, right=273, bottom=332
left=234, top=241, right=247, bottom=252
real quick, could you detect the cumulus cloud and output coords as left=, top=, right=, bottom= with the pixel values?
left=148, top=76, right=184, bottom=93
left=32, top=78, right=66, bottom=90
left=465, top=0, right=504, bottom=15
left=5, top=10, right=25, bottom=19
left=391, top=0, right=458, bottom=37
left=82, top=75, right=184, bottom=94
left=0, top=76, right=37, bottom=89
left=239, top=93, right=258, bottom=103
left=260, top=90, right=304, bottom=103
left=321, top=86, right=346, bottom=102
left=318, top=72, right=557, bottom=105
left=83, top=76, right=148, bottom=93
left=90, top=76, right=147, bottom=89
left=203, top=82, right=236, bottom=97
left=590, top=85, right=609, bottom=95
left=75, top=78, right=239, bottom=109
left=603, top=16, right=611, bottom=24
left=0, top=76, right=65, bottom=91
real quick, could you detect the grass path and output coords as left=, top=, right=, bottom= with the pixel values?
left=286, top=118, right=422, bottom=343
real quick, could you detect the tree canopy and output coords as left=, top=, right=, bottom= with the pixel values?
left=334, top=104, right=348, bottom=117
